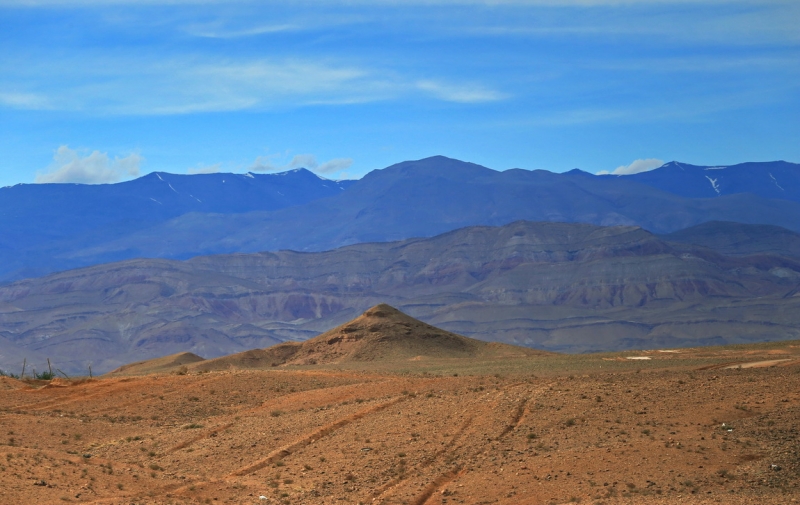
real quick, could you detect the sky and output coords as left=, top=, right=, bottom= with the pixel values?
left=0, top=0, right=798, bottom=186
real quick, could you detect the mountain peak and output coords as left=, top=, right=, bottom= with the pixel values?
left=362, top=303, right=402, bottom=318
left=376, top=156, right=495, bottom=178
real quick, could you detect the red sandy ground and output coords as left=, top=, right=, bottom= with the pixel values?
left=0, top=360, right=798, bottom=504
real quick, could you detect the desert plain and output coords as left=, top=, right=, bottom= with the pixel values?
left=1, top=338, right=799, bottom=505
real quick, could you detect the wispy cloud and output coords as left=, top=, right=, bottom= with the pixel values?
left=0, top=51, right=511, bottom=114
left=416, top=80, right=508, bottom=103
left=589, top=55, right=800, bottom=74
left=0, top=56, right=384, bottom=115
left=185, top=23, right=301, bottom=39
left=35, top=145, right=142, bottom=184
left=0, top=91, right=50, bottom=109
left=250, top=153, right=353, bottom=175
left=122, top=58, right=382, bottom=113
left=459, top=2, right=800, bottom=46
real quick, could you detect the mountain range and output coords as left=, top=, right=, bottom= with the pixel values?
left=2, top=220, right=799, bottom=375
left=0, top=169, right=353, bottom=280
left=1, top=156, right=798, bottom=281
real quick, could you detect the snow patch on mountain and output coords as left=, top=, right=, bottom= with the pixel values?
left=769, top=173, right=784, bottom=191
left=705, top=175, right=721, bottom=195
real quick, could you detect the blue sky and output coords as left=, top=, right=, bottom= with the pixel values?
left=0, top=0, right=798, bottom=186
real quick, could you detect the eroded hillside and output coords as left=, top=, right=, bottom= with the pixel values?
left=2, top=221, right=800, bottom=374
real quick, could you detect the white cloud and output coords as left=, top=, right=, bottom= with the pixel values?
left=187, top=164, right=221, bottom=174
left=600, top=158, right=665, bottom=176
left=250, top=153, right=353, bottom=175
left=35, top=145, right=143, bottom=184
left=316, top=158, right=353, bottom=174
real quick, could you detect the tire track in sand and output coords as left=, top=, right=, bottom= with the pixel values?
left=147, top=394, right=412, bottom=500
left=372, top=414, right=475, bottom=501
left=405, top=385, right=548, bottom=505
left=412, top=466, right=466, bottom=505
left=499, top=395, right=529, bottom=438
left=228, top=394, right=409, bottom=477
left=165, top=423, right=234, bottom=454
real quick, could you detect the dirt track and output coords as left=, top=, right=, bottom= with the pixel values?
left=1, top=359, right=799, bottom=505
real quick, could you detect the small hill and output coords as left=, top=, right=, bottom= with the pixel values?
left=106, top=352, right=206, bottom=376
left=192, top=304, right=544, bottom=371
left=192, top=344, right=302, bottom=372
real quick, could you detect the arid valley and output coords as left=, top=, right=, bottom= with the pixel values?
left=1, top=307, right=798, bottom=505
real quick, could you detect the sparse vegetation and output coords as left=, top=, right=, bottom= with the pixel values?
left=33, top=370, right=55, bottom=380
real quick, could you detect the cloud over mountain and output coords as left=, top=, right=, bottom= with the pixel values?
left=35, top=145, right=143, bottom=184
left=598, top=158, right=664, bottom=176
left=250, top=153, right=353, bottom=175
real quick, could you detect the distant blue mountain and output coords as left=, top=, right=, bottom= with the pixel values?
left=0, top=170, right=353, bottom=279
left=52, top=156, right=800, bottom=269
left=1, top=156, right=798, bottom=282
left=616, top=160, right=800, bottom=202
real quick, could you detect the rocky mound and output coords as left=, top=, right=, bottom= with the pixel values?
left=194, top=304, right=544, bottom=371
left=285, top=304, right=527, bottom=365
left=106, top=352, right=206, bottom=376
